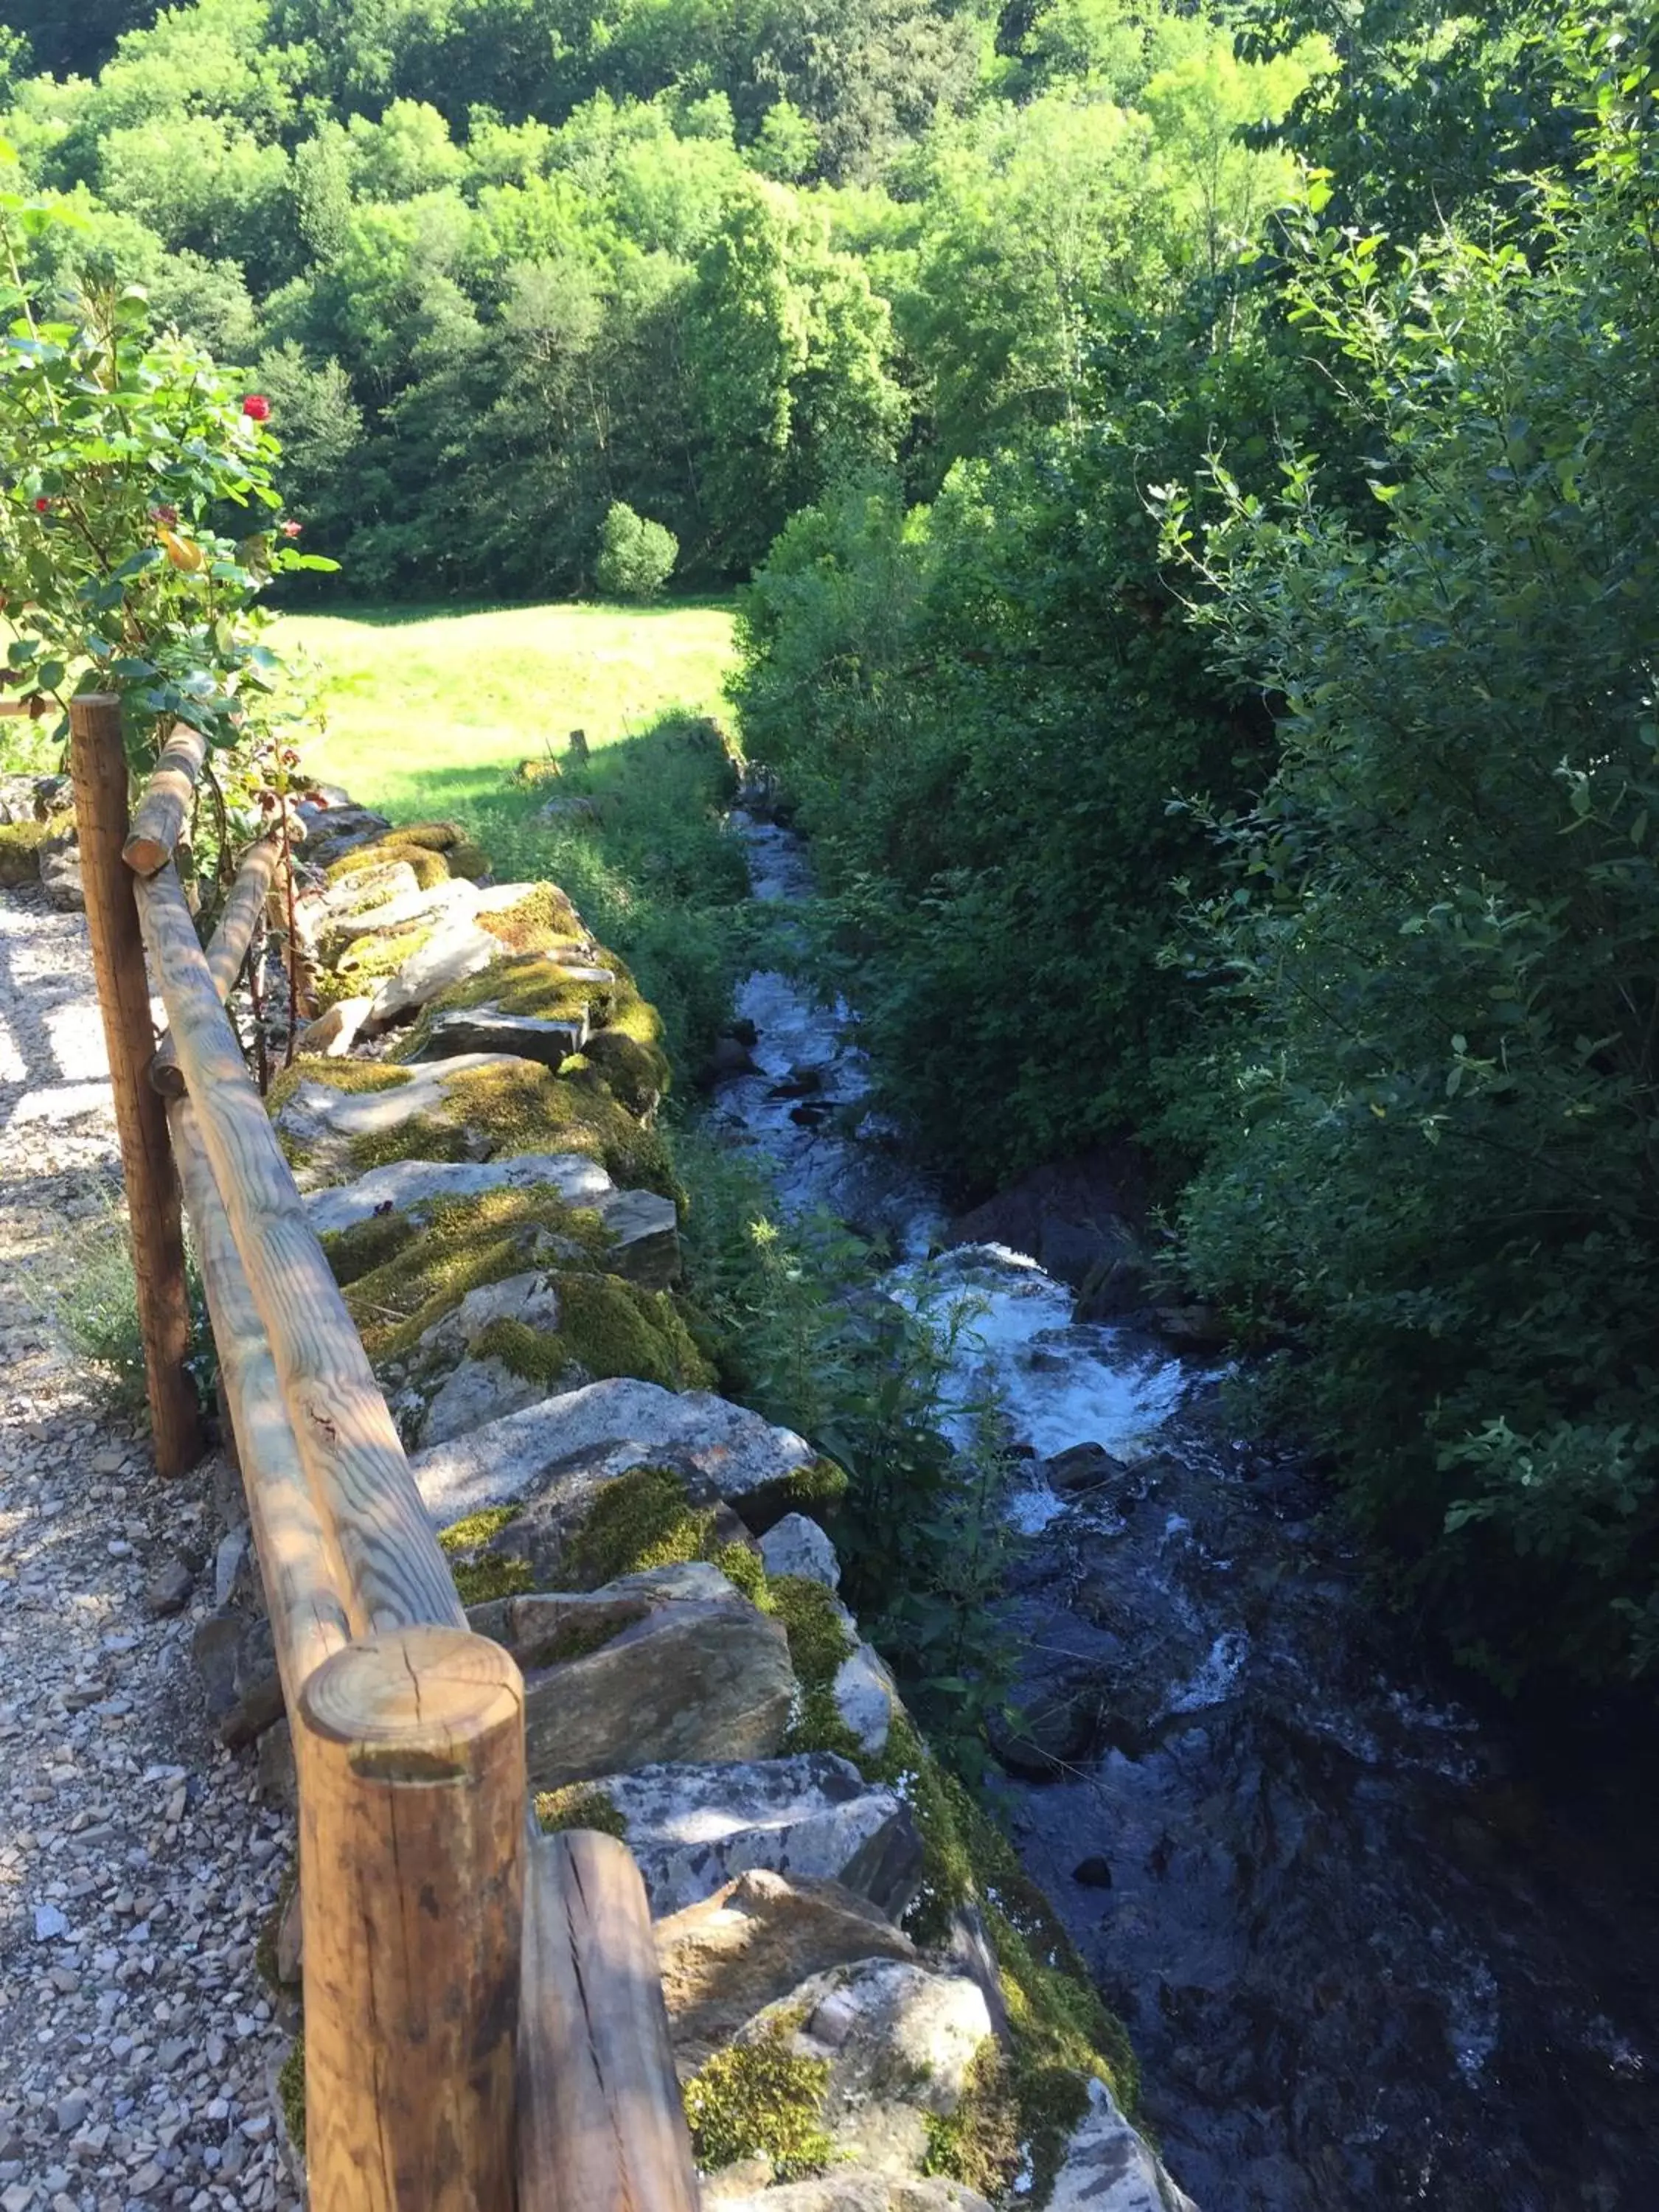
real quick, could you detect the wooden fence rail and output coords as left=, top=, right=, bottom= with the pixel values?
left=65, top=695, right=698, bottom=2211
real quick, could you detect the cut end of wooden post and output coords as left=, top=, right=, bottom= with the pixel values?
left=300, top=1625, right=524, bottom=1781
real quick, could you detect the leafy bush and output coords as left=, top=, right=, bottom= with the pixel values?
left=594, top=501, right=678, bottom=601
left=1161, top=156, right=1659, bottom=1687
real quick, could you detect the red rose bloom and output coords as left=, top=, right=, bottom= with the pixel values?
left=279, top=518, right=302, bottom=538
left=242, top=394, right=271, bottom=422
left=33, top=495, right=51, bottom=512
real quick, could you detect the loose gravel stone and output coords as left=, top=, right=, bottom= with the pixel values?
left=0, top=888, right=300, bottom=2212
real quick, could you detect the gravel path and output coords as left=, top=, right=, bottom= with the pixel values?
left=0, top=887, right=301, bottom=2212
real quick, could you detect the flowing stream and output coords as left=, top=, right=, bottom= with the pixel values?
left=709, top=811, right=1659, bottom=2211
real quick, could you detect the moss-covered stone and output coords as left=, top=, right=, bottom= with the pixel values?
left=266, top=1058, right=412, bottom=1115
left=713, top=1540, right=768, bottom=1605
left=478, top=882, right=585, bottom=954
left=439, top=1503, right=524, bottom=1552
left=844, top=1711, right=1136, bottom=2203
left=389, top=819, right=467, bottom=852
left=254, top=1862, right=298, bottom=1992
left=535, top=1784, right=628, bottom=1838
left=451, top=1552, right=535, bottom=1604
left=439, top=1503, right=535, bottom=1603
left=326, top=1058, right=673, bottom=1195
left=582, top=1027, right=668, bottom=1116
left=466, top=1060, right=668, bottom=1192
left=473, top=1275, right=712, bottom=1396
left=682, top=2015, right=832, bottom=2180
left=922, top=2042, right=1024, bottom=2199
left=330, top=920, right=431, bottom=982
left=335, top=1188, right=610, bottom=1362
left=562, top=1465, right=720, bottom=1590
left=770, top=1574, right=861, bottom=1761
left=319, top=1209, right=418, bottom=1288
left=447, top=840, right=490, bottom=881
left=277, top=2038, right=306, bottom=2157
left=0, top=816, right=50, bottom=885
left=325, top=838, right=451, bottom=891
left=738, top=1455, right=852, bottom=1537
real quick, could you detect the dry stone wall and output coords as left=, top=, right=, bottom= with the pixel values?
left=194, top=789, right=1193, bottom=2212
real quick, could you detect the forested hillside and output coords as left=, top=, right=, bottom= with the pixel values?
left=4, top=0, right=1656, bottom=1699
left=0, top=0, right=1320, bottom=591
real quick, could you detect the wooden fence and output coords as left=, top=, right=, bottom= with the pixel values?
left=66, top=695, right=700, bottom=2212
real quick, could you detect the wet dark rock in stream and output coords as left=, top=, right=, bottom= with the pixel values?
left=712, top=805, right=1659, bottom=2211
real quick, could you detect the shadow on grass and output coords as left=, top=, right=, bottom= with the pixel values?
left=297, top=594, right=740, bottom=630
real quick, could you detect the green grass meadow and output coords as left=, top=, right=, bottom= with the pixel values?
left=283, top=597, right=739, bottom=816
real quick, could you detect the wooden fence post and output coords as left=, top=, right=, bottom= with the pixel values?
left=297, top=1626, right=526, bottom=2212
left=67, top=694, right=202, bottom=1476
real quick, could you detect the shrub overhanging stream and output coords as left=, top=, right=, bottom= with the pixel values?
left=710, top=807, right=1659, bottom=2211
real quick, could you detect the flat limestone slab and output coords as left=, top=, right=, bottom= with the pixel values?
left=324, top=875, right=481, bottom=943
left=581, top=1753, right=919, bottom=1919
left=303, top=1152, right=618, bottom=1235
left=411, top=1375, right=815, bottom=1529
left=272, top=1051, right=524, bottom=1187
left=408, top=1006, right=590, bottom=1065
left=366, top=917, right=504, bottom=1026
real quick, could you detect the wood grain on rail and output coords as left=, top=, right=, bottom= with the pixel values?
left=136, top=860, right=465, bottom=1635
left=168, top=1093, right=352, bottom=1698
left=122, top=723, right=209, bottom=875
left=151, top=836, right=282, bottom=1097
left=518, top=1828, right=700, bottom=2212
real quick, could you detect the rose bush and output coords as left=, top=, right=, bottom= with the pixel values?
left=0, top=147, right=335, bottom=883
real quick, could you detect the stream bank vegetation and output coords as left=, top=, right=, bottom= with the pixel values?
left=731, top=9, right=1659, bottom=1703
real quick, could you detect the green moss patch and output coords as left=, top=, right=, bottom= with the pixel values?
left=335, top=1187, right=608, bottom=1361
left=682, top=2016, right=832, bottom=2181
left=0, top=817, right=50, bottom=885
left=278, top=2038, right=306, bottom=2157
left=447, top=840, right=490, bottom=880
left=738, top=1455, right=851, bottom=1537
left=325, top=838, right=451, bottom=891
left=389, top=818, right=466, bottom=852
left=771, top=1573, right=860, bottom=1761
left=319, top=1209, right=417, bottom=1288
left=425, top=953, right=598, bottom=1024
left=922, top=2042, right=1023, bottom=2199
left=475, top=1275, right=712, bottom=1395
left=852, top=1711, right=1136, bottom=2203
left=582, top=1028, right=668, bottom=1115
left=432, top=1060, right=674, bottom=1194
left=266, top=1058, right=412, bottom=1115
left=439, top=1503, right=535, bottom=1603
left=254, top=1862, right=298, bottom=1992
left=562, top=1464, right=719, bottom=1589
left=535, top=1784, right=628, bottom=1838
left=478, top=882, right=585, bottom=954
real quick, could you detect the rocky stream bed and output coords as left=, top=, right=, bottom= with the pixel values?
left=708, top=810, right=1659, bottom=2211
